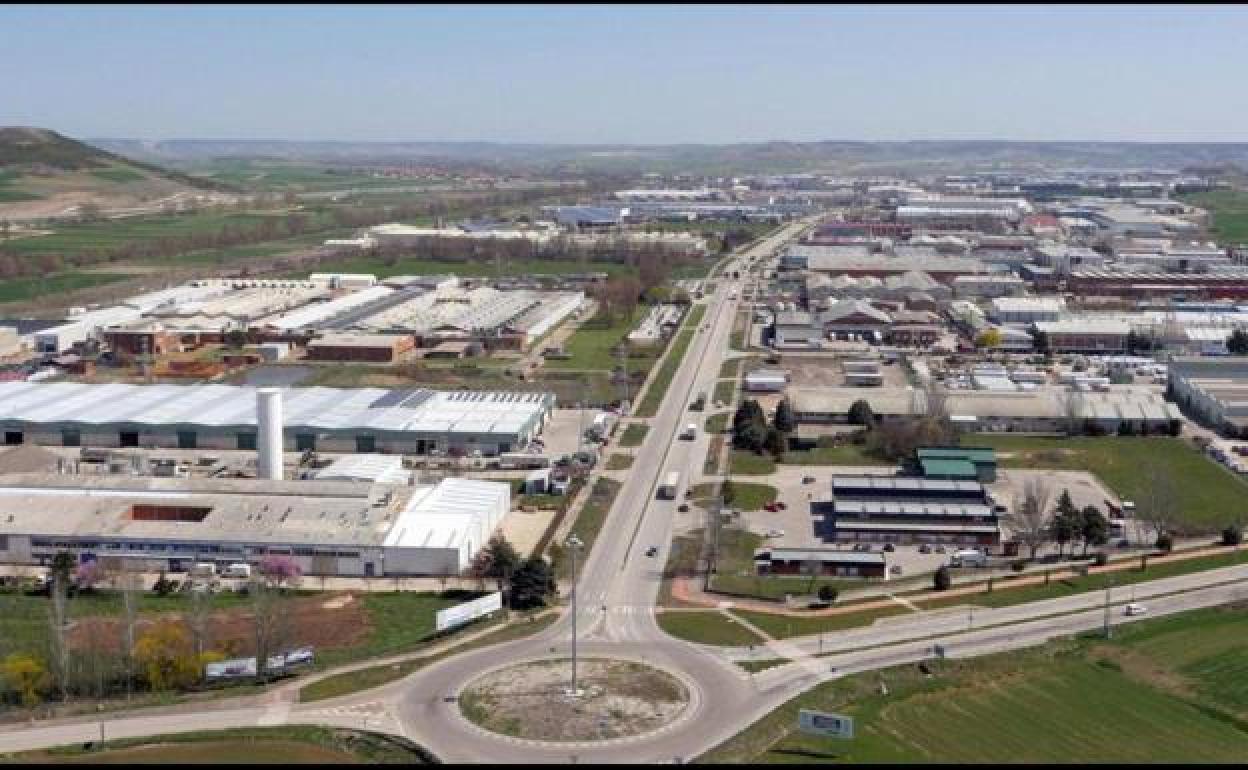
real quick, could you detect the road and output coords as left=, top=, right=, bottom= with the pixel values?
left=3, top=215, right=1247, bottom=762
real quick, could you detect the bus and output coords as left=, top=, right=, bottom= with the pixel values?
left=658, top=471, right=680, bottom=500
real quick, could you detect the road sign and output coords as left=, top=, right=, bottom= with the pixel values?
left=435, top=591, right=502, bottom=632
left=798, top=709, right=854, bottom=739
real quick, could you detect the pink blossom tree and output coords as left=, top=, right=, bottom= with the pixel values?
left=257, top=554, right=302, bottom=588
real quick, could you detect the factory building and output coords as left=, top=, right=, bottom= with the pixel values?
left=989, top=297, right=1066, bottom=325
left=1033, top=319, right=1131, bottom=353
left=814, top=476, right=1003, bottom=548
left=306, top=333, right=416, bottom=363
left=753, top=548, right=888, bottom=579
left=0, top=383, right=554, bottom=456
left=1168, top=357, right=1248, bottom=436
left=0, top=474, right=509, bottom=576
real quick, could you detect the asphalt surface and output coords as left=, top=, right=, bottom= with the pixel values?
left=3, top=217, right=1246, bottom=763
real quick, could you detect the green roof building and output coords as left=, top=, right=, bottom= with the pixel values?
left=916, top=447, right=997, bottom=482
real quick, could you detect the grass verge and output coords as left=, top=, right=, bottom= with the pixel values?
left=619, top=423, right=649, bottom=447
left=656, top=610, right=765, bottom=646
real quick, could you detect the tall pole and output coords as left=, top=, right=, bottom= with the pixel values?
left=566, top=533, right=583, bottom=696
left=1103, top=574, right=1113, bottom=640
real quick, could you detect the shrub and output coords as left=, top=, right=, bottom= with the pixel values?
left=817, top=584, right=839, bottom=603
left=933, top=566, right=953, bottom=591
left=1222, top=526, right=1243, bottom=547
left=1010, top=559, right=1027, bottom=573
left=1155, top=533, right=1174, bottom=553
left=1093, top=552, right=1109, bottom=567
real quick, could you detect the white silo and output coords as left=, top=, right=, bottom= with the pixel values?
left=256, top=388, right=284, bottom=481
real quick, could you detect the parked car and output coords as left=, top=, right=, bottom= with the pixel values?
left=677, top=503, right=690, bottom=513
left=802, top=476, right=816, bottom=484
left=883, top=543, right=895, bottom=552
left=919, top=544, right=932, bottom=554
left=775, top=501, right=787, bottom=510
left=645, top=546, right=658, bottom=558
left=765, top=529, right=785, bottom=538
left=933, top=545, right=947, bottom=554
left=763, top=502, right=779, bottom=512
left=1124, top=602, right=1147, bottom=616
left=889, top=565, right=903, bottom=576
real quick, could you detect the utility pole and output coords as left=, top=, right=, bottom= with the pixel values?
left=1103, top=574, right=1114, bottom=640
left=566, top=533, right=583, bottom=697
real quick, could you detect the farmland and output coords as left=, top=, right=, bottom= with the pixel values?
left=699, top=604, right=1248, bottom=763
left=1178, top=189, right=1248, bottom=243
left=0, top=271, right=134, bottom=303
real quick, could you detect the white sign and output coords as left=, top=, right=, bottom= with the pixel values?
left=798, top=709, right=854, bottom=739
left=435, top=591, right=502, bottom=632
left=204, top=647, right=315, bottom=680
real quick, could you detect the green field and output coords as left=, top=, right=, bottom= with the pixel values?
left=619, top=423, right=649, bottom=447
left=705, top=412, right=730, bottom=433
left=298, top=254, right=639, bottom=281
left=656, top=610, right=765, bottom=647
left=605, top=453, right=634, bottom=470
left=780, top=444, right=891, bottom=466
left=713, top=379, right=736, bottom=405
left=635, top=305, right=707, bottom=418
left=3, top=726, right=433, bottom=764
left=89, top=167, right=146, bottom=183
left=0, top=271, right=135, bottom=303
left=964, top=435, right=1247, bottom=533
left=719, top=359, right=742, bottom=379
left=546, top=307, right=655, bottom=374
left=730, top=450, right=777, bottom=475
left=1179, top=189, right=1248, bottom=243
left=730, top=605, right=910, bottom=639
left=700, top=605, right=1248, bottom=763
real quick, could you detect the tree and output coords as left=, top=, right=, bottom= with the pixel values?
left=134, top=620, right=202, bottom=692
left=224, top=328, right=248, bottom=350
left=508, top=556, right=556, bottom=610
left=470, top=535, right=520, bottom=599
left=975, top=328, right=1003, bottom=349
left=73, top=561, right=103, bottom=592
left=1080, top=506, right=1110, bottom=556
left=763, top=426, right=786, bottom=459
left=773, top=397, right=797, bottom=434
left=1222, top=526, right=1243, bottom=546
left=817, top=584, right=839, bottom=603
left=1228, top=328, right=1248, bottom=355
left=720, top=479, right=737, bottom=506
left=933, top=566, right=953, bottom=591
left=1156, top=532, right=1174, bottom=552
left=847, top=399, right=875, bottom=427
left=1136, top=457, right=1178, bottom=543
left=1052, top=489, right=1079, bottom=556
left=257, top=553, right=302, bottom=588
left=0, top=653, right=48, bottom=708
left=732, top=399, right=769, bottom=452
left=1007, top=476, right=1054, bottom=560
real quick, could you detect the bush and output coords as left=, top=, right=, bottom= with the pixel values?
left=1010, top=559, right=1027, bottom=573
left=817, top=584, right=839, bottom=603
left=1222, top=526, right=1243, bottom=546
left=933, top=566, right=952, bottom=591
left=1093, top=552, right=1109, bottom=567
left=1155, top=533, right=1174, bottom=553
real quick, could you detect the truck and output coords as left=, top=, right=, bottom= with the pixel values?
left=680, top=423, right=697, bottom=440
left=190, top=562, right=217, bottom=578
left=658, top=471, right=680, bottom=500
left=222, top=563, right=252, bottom=579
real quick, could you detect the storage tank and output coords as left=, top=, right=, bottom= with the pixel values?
left=256, top=388, right=284, bottom=481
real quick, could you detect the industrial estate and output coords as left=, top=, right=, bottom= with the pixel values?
left=2, top=4, right=1248, bottom=766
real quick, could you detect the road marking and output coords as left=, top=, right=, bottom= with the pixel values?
left=888, top=593, right=922, bottom=612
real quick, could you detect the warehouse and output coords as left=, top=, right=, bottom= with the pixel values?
left=814, top=475, right=1003, bottom=547
left=990, top=297, right=1065, bottom=325
left=0, top=382, right=554, bottom=456
left=1169, top=357, right=1248, bottom=436
left=1033, top=319, right=1130, bottom=353
left=306, top=333, right=416, bottom=362
left=753, top=547, right=888, bottom=579
left=0, top=474, right=509, bottom=576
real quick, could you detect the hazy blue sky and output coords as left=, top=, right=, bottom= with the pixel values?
left=4, top=4, right=1248, bottom=143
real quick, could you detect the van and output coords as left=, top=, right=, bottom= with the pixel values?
left=950, top=549, right=987, bottom=568
left=223, top=563, right=251, bottom=579
left=190, top=562, right=217, bottom=578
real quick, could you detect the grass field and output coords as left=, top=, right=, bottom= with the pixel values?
left=729, top=605, right=910, bottom=639
left=699, top=604, right=1248, bottom=763
left=635, top=306, right=706, bottom=418
left=299, top=254, right=639, bottom=281
left=619, top=423, right=649, bottom=447
left=705, top=412, right=730, bottom=433
left=551, top=477, right=622, bottom=580
left=1179, top=189, right=1248, bottom=243
left=964, top=435, right=1246, bottom=532
left=547, top=308, right=655, bottom=374
left=779, top=444, right=891, bottom=466
left=724, top=481, right=778, bottom=511
left=4, top=726, right=433, bottom=764
left=730, top=450, right=777, bottom=475
left=605, top=453, right=634, bottom=470
left=656, top=610, right=765, bottom=647
left=0, top=271, right=135, bottom=303
left=719, top=359, right=742, bottom=379
left=89, top=167, right=146, bottom=183
left=713, top=379, right=736, bottom=405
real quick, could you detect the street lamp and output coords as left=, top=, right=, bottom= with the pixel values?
left=565, top=533, right=584, bottom=697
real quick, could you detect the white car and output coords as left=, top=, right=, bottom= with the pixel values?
left=765, top=529, right=785, bottom=538
left=1123, top=602, right=1147, bottom=616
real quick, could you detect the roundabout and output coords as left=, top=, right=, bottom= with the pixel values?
left=457, top=657, right=692, bottom=743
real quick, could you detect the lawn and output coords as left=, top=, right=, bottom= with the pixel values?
left=6, top=726, right=434, bottom=764
left=738, top=658, right=792, bottom=673
left=89, top=167, right=147, bottom=183
left=1178, top=189, right=1248, bottom=243
left=0, top=271, right=135, bottom=303
left=605, top=453, right=634, bottom=470
left=729, top=605, right=910, bottom=639
left=634, top=305, right=708, bottom=418
left=779, top=444, right=891, bottom=466
left=730, top=450, right=777, bottom=475
left=713, top=379, right=736, bottom=405
left=724, top=481, right=778, bottom=511
left=655, top=610, right=765, bottom=647
left=546, top=308, right=655, bottom=374
left=315, top=591, right=471, bottom=667
left=719, top=359, right=742, bottom=379
left=700, top=605, right=1248, bottom=763
left=963, top=435, right=1247, bottom=533
left=618, top=423, right=649, bottom=447
left=550, top=477, right=622, bottom=580
left=705, top=412, right=730, bottom=433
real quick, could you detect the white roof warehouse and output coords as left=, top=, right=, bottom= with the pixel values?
left=0, top=383, right=554, bottom=456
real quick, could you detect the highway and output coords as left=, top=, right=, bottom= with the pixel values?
left=3, top=215, right=1247, bottom=763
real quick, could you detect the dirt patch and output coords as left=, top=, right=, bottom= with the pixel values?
left=460, top=658, right=689, bottom=742
left=1086, top=643, right=1197, bottom=700
left=67, top=592, right=371, bottom=658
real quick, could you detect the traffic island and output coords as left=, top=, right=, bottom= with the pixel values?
left=458, top=658, right=689, bottom=742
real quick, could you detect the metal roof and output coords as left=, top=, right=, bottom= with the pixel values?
left=832, top=500, right=994, bottom=517
left=918, top=458, right=979, bottom=478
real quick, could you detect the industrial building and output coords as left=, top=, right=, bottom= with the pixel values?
left=306, top=333, right=417, bottom=362
left=1169, top=357, right=1248, bottom=436
left=1033, top=319, right=1131, bottom=353
left=0, top=383, right=555, bottom=456
left=990, top=297, right=1066, bottom=325
left=814, top=476, right=1003, bottom=548
left=0, top=473, right=509, bottom=576
left=753, top=547, right=888, bottom=579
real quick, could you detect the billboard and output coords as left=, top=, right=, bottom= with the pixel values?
left=435, top=591, right=503, bottom=632
left=204, top=647, right=315, bottom=681
left=798, top=709, right=854, bottom=739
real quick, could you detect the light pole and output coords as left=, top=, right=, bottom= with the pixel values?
left=1103, top=574, right=1114, bottom=640
left=566, top=533, right=583, bottom=697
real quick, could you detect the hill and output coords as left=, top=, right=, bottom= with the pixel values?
left=0, top=127, right=238, bottom=223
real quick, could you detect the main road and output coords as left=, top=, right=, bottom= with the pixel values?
left=3, top=216, right=1247, bottom=762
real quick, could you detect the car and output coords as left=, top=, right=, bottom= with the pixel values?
left=918, top=544, right=932, bottom=554
left=1123, top=602, right=1147, bottom=616
left=801, top=476, right=816, bottom=484
left=645, top=546, right=658, bottom=558
left=883, top=543, right=896, bottom=552
left=677, top=503, right=690, bottom=513
left=765, top=529, right=785, bottom=538
left=763, top=502, right=778, bottom=512
left=889, top=565, right=903, bottom=575
left=933, top=545, right=947, bottom=554
left=775, top=501, right=788, bottom=510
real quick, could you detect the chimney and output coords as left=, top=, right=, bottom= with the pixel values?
left=256, top=388, right=283, bottom=481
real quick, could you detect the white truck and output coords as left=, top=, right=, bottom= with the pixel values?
left=190, top=562, right=217, bottom=578
left=222, top=563, right=252, bottom=579
left=658, top=471, right=681, bottom=500
left=680, top=423, right=697, bottom=440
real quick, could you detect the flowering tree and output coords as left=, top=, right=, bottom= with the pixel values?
left=73, top=561, right=103, bottom=591
left=257, top=554, right=302, bottom=588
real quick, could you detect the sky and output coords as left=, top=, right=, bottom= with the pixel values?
left=3, top=4, right=1248, bottom=144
